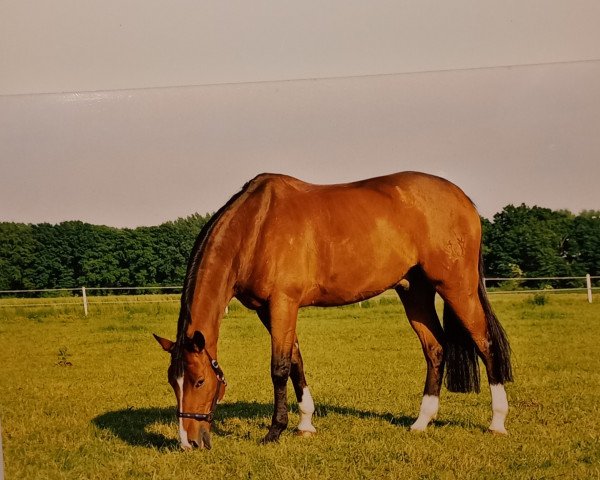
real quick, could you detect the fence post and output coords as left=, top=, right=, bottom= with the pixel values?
left=586, top=274, right=593, bottom=304
left=82, top=287, right=88, bottom=316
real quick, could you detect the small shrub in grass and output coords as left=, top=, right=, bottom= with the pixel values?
left=528, top=293, right=549, bottom=306
left=56, top=346, right=72, bottom=367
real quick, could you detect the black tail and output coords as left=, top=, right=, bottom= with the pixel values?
left=476, top=247, right=513, bottom=385
left=443, top=302, right=481, bottom=393
left=443, top=245, right=513, bottom=393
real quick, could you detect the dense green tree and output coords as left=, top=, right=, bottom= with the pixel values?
left=30, top=223, right=76, bottom=289
left=0, top=213, right=210, bottom=293
left=481, top=204, right=578, bottom=279
left=480, top=216, right=493, bottom=261
left=565, top=211, right=600, bottom=277
left=0, top=222, right=37, bottom=290
left=80, top=227, right=130, bottom=287
left=168, top=214, right=210, bottom=283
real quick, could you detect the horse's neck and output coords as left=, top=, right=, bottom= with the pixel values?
left=187, top=245, right=238, bottom=358
left=184, top=186, right=259, bottom=356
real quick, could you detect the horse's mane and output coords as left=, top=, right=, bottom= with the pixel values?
left=171, top=179, right=254, bottom=375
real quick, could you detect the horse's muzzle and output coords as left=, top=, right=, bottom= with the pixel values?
left=186, top=428, right=212, bottom=450
left=201, top=428, right=212, bottom=450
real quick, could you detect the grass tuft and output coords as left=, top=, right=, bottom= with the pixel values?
left=55, top=346, right=73, bottom=367
left=527, top=293, right=550, bottom=306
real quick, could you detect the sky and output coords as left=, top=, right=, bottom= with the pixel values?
left=1, top=1, right=599, bottom=227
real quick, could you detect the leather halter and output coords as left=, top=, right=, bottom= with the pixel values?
left=176, top=353, right=227, bottom=423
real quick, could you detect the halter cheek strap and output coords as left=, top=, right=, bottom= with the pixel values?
left=176, top=355, right=227, bottom=424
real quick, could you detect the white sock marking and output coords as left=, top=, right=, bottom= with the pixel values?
left=411, top=395, right=439, bottom=431
left=297, top=386, right=317, bottom=433
left=176, top=375, right=192, bottom=449
left=489, top=384, right=508, bottom=433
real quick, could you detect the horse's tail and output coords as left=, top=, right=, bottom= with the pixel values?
left=443, top=302, right=481, bottom=393
left=443, top=243, right=513, bottom=393
left=475, top=244, right=513, bottom=385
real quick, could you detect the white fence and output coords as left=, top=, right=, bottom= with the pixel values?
left=0, top=275, right=598, bottom=315
left=484, top=275, right=598, bottom=303
left=0, top=286, right=182, bottom=315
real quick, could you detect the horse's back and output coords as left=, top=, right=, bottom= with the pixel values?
left=251, top=171, right=474, bottom=209
left=249, top=171, right=480, bottom=248
left=235, top=172, right=481, bottom=306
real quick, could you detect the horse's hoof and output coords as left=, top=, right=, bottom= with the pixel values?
left=261, top=432, right=280, bottom=444
left=296, top=429, right=316, bottom=438
left=488, top=428, right=508, bottom=435
left=410, top=421, right=429, bottom=432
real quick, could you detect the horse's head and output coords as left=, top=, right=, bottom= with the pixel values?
left=153, top=330, right=226, bottom=450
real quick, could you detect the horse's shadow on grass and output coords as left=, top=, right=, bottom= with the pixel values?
left=92, top=402, right=469, bottom=449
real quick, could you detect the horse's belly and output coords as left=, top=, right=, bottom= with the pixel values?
left=302, top=250, right=414, bottom=307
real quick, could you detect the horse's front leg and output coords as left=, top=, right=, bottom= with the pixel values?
left=290, top=337, right=317, bottom=435
left=257, top=307, right=316, bottom=437
left=262, top=297, right=299, bottom=443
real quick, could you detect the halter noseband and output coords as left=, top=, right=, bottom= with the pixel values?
left=177, top=354, right=227, bottom=423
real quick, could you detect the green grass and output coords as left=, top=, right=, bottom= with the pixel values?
left=1, top=293, right=599, bottom=479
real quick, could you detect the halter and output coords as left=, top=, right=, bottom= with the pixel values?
left=176, top=353, right=227, bottom=423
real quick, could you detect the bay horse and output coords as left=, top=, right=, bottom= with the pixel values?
left=154, top=171, right=512, bottom=449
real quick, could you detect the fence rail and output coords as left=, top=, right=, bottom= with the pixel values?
left=0, top=276, right=597, bottom=315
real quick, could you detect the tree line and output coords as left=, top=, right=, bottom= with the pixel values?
left=482, top=205, right=599, bottom=284
left=0, top=213, right=210, bottom=292
left=0, top=205, right=598, bottom=293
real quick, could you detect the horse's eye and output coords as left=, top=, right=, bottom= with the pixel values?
left=194, top=378, right=205, bottom=388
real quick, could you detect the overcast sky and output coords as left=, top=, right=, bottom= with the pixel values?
left=1, top=1, right=599, bottom=227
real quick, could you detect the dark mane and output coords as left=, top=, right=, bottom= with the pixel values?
left=171, top=179, right=253, bottom=375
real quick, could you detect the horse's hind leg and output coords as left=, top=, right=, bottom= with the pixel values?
left=436, top=281, right=511, bottom=434
left=396, top=268, right=445, bottom=431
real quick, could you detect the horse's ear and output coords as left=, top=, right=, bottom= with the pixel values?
left=192, top=331, right=205, bottom=351
left=153, top=334, right=175, bottom=352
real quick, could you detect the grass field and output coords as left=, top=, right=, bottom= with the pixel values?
left=1, top=293, right=599, bottom=479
